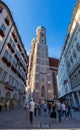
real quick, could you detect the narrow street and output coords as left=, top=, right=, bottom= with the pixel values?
left=0, top=108, right=80, bottom=129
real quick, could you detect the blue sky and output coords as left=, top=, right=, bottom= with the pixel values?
left=2, top=0, right=76, bottom=58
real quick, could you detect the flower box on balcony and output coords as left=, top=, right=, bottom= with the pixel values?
left=11, top=48, right=14, bottom=53
left=0, top=29, right=5, bottom=38
left=7, top=42, right=12, bottom=49
left=11, top=65, right=17, bottom=73
left=2, top=57, right=7, bottom=63
left=17, top=44, right=22, bottom=51
left=15, top=54, right=19, bottom=60
left=5, top=18, right=9, bottom=26
left=7, top=43, right=14, bottom=53
left=21, top=52, right=25, bottom=58
left=7, top=61, right=11, bottom=67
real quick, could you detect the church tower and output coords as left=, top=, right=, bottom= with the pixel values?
left=27, top=26, right=53, bottom=103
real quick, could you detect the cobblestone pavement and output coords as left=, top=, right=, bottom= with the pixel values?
left=0, top=108, right=80, bottom=129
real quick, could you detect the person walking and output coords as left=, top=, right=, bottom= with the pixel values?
left=29, top=98, right=35, bottom=124
left=34, top=103, right=38, bottom=116
left=67, top=103, right=72, bottom=118
left=43, top=103, right=47, bottom=116
left=0, top=101, right=3, bottom=112
left=61, top=102, right=67, bottom=120
left=38, top=102, right=41, bottom=116
left=56, top=100, right=61, bottom=123
left=50, top=102, right=56, bottom=123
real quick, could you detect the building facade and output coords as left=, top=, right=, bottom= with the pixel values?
left=58, top=1, right=80, bottom=105
left=0, top=1, right=28, bottom=110
left=49, top=57, right=59, bottom=100
left=27, top=26, right=54, bottom=103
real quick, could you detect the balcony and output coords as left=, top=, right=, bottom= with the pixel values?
left=0, top=29, right=5, bottom=38
left=12, top=32, right=17, bottom=43
left=7, top=61, right=11, bottom=67
left=11, top=65, right=17, bottom=73
left=5, top=18, right=9, bottom=26
left=2, top=56, right=11, bottom=67
left=21, top=52, right=25, bottom=58
left=7, top=43, right=14, bottom=53
left=2, top=56, right=7, bottom=63
left=14, top=54, right=19, bottom=60
left=17, top=44, right=22, bottom=51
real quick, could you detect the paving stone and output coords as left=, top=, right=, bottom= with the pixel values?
left=41, top=122, right=49, bottom=128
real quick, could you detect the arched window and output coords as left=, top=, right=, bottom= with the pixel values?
left=41, top=86, right=45, bottom=97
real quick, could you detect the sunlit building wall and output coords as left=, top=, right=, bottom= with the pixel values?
left=0, top=1, right=28, bottom=110
left=58, top=1, right=80, bottom=105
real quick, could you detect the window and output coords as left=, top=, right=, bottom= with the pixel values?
left=3, top=50, right=8, bottom=58
left=41, top=33, right=44, bottom=37
left=8, top=54, right=12, bottom=62
left=8, top=75, right=11, bottom=85
left=1, top=71, right=7, bottom=82
left=0, top=6, right=3, bottom=13
left=0, top=24, right=6, bottom=32
left=0, top=67, right=3, bottom=79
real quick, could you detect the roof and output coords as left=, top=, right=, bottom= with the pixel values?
left=49, top=57, right=59, bottom=67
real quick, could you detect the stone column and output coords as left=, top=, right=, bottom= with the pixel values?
left=76, top=91, right=80, bottom=105
left=72, top=92, right=76, bottom=104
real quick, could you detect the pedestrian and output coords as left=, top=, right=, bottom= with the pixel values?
left=29, top=98, right=35, bottom=124
left=61, top=101, right=67, bottom=120
left=0, top=101, right=3, bottom=112
left=50, top=102, right=56, bottom=123
left=47, top=102, right=51, bottom=114
left=56, top=100, right=61, bottom=122
left=43, top=103, right=47, bottom=116
left=38, top=102, right=41, bottom=116
left=34, top=103, right=38, bottom=116
left=67, top=103, right=72, bottom=118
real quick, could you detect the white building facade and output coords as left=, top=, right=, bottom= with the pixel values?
left=58, top=1, right=80, bottom=105
left=0, top=1, right=28, bottom=110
